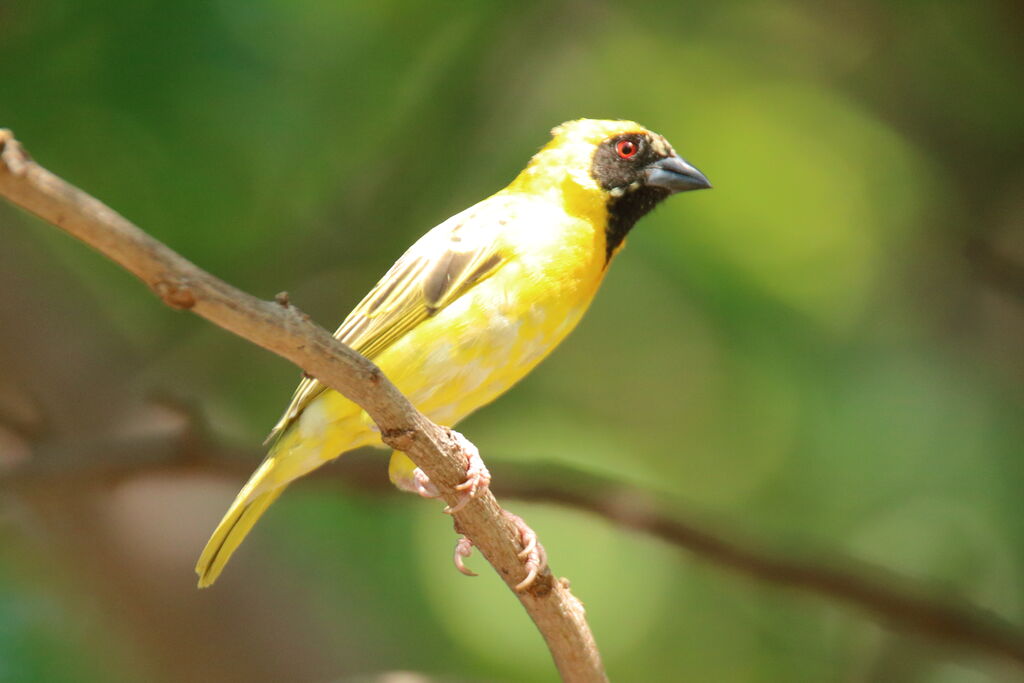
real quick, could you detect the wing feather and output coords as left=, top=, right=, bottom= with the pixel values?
left=265, top=206, right=505, bottom=443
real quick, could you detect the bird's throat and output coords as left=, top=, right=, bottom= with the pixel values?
left=604, top=187, right=670, bottom=262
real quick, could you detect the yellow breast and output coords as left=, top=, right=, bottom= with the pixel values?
left=378, top=194, right=608, bottom=426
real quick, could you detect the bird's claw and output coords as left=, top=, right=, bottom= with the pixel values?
left=408, top=430, right=491, bottom=512
left=504, top=509, right=547, bottom=591
left=517, top=525, right=538, bottom=561
left=443, top=431, right=491, bottom=514
left=454, top=537, right=477, bottom=577
left=451, top=509, right=547, bottom=592
left=410, top=467, right=441, bottom=499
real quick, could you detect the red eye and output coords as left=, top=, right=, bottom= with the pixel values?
left=616, top=139, right=638, bottom=159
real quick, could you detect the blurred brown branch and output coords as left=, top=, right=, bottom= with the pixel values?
left=3, top=399, right=1024, bottom=672
left=967, top=237, right=1024, bottom=305
left=0, top=129, right=605, bottom=683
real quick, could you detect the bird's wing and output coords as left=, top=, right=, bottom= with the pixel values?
left=265, top=204, right=506, bottom=443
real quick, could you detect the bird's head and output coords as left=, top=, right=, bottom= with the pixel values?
left=512, top=119, right=710, bottom=258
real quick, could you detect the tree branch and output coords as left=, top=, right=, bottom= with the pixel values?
left=0, top=129, right=605, bottom=683
left=4, top=403, right=1024, bottom=672
left=967, top=236, right=1024, bottom=305
left=511, top=465, right=1024, bottom=669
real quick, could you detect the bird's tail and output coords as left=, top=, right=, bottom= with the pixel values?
left=195, top=394, right=373, bottom=587
left=195, top=458, right=286, bottom=588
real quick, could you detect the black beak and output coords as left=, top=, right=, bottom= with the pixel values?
left=644, top=154, right=712, bottom=193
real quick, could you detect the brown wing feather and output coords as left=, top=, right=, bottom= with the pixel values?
left=265, top=209, right=504, bottom=443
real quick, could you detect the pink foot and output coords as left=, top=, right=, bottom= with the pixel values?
left=452, top=509, right=547, bottom=592
left=444, top=431, right=491, bottom=514
left=506, top=510, right=547, bottom=591
left=408, top=430, right=491, bottom=513
left=409, top=467, right=440, bottom=499
left=454, top=537, right=477, bottom=577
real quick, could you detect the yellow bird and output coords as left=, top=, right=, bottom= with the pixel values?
left=196, top=118, right=710, bottom=587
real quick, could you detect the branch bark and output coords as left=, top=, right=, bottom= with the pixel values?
left=0, top=129, right=606, bottom=683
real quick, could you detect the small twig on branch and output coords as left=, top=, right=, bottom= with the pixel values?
left=0, top=129, right=605, bottom=683
left=3, top=404, right=1024, bottom=672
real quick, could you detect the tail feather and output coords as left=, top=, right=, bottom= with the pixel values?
left=195, top=397, right=373, bottom=588
left=196, top=481, right=285, bottom=588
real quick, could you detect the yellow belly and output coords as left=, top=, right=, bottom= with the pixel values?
left=388, top=263, right=594, bottom=422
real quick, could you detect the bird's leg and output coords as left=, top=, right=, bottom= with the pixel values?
left=392, top=432, right=545, bottom=588
left=453, top=509, right=547, bottom=591
left=442, top=430, right=491, bottom=514
left=393, top=430, right=491, bottom=513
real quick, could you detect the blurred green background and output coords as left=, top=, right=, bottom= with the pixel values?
left=1, top=1, right=1023, bottom=681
